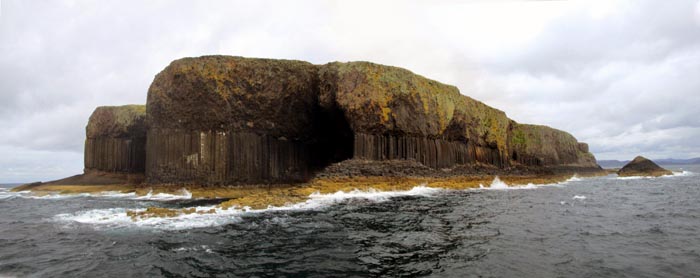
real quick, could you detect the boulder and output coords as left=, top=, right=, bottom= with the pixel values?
left=618, top=156, right=672, bottom=177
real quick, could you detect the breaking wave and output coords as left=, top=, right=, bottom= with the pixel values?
left=0, top=190, right=91, bottom=200
left=615, top=170, right=695, bottom=180
left=476, top=175, right=581, bottom=190
left=54, top=186, right=444, bottom=230
left=53, top=176, right=583, bottom=230
left=0, top=188, right=193, bottom=201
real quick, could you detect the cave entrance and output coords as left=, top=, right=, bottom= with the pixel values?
left=310, top=104, right=354, bottom=171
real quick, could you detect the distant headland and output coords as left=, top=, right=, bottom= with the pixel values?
left=14, top=55, right=604, bottom=197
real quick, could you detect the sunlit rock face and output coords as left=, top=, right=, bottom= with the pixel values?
left=89, top=55, right=603, bottom=185
left=84, top=105, right=146, bottom=173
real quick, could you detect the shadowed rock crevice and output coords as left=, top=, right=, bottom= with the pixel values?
left=310, top=103, right=355, bottom=170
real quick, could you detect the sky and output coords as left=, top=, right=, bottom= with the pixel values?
left=1, top=0, right=699, bottom=182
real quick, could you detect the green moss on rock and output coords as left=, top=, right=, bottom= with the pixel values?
left=86, top=105, right=146, bottom=138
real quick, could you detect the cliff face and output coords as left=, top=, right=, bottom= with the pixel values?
left=509, top=123, right=596, bottom=167
left=84, top=105, right=146, bottom=173
left=126, top=55, right=598, bottom=185
left=319, top=62, right=511, bottom=168
left=145, top=56, right=323, bottom=184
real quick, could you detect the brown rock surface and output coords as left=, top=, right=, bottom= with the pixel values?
left=134, top=55, right=600, bottom=185
left=84, top=105, right=146, bottom=173
left=509, top=123, right=597, bottom=167
left=618, top=156, right=672, bottom=177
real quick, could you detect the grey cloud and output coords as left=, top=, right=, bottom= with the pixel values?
left=0, top=0, right=698, bottom=182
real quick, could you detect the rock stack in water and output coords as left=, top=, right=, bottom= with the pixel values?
left=618, top=156, right=672, bottom=177
left=77, top=55, right=600, bottom=186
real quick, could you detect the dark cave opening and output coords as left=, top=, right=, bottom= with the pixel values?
left=310, top=104, right=355, bottom=171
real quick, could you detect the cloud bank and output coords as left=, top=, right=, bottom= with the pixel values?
left=1, top=0, right=698, bottom=182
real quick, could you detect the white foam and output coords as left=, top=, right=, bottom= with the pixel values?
left=488, top=176, right=509, bottom=189
left=615, top=176, right=649, bottom=180
left=572, top=195, right=587, bottom=200
left=662, top=170, right=695, bottom=178
left=94, top=191, right=138, bottom=198
left=0, top=188, right=194, bottom=201
left=54, top=206, right=243, bottom=230
left=15, top=191, right=92, bottom=199
left=474, top=176, right=567, bottom=191
left=550, top=174, right=586, bottom=185
left=615, top=170, right=695, bottom=180
left=0, top=189, right=90, bottom=200
left=54, top=185, right=444, bottom=230
left=133, top=189, right=192, bottom=200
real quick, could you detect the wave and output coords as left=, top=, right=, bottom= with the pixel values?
left=81, top=188, right=192, bottom=200
left=52, top=175, right=587, bottom=230
left=54, top=186, right=445, bottom=230
left=0, top=188, right=193, bottom=201
left=0, top=191, right=93, bottom=200
left=132, top=189, right=192, bottom=200
left=55, top=206, right=241, bottom=230
left=615, top=170, right=695, bottom=180
left=476, top=175, right=578, bottom=191
left=663, top=170, right=695, bottom=178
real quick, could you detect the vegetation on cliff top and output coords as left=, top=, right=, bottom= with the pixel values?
left=86, top=105, right=146, bottom=138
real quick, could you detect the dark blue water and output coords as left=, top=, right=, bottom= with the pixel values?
left=1, top=165, right=699, bottom=277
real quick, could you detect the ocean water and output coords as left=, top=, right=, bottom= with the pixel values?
left=1, top=165, right=699, bottom=277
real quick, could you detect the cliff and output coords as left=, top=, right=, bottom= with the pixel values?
left=509, top=123, right=596, bottom=167
left=618, top=156, right=672, bottom=177
left=140, top=56, right=599, bottom=185
left=84, top=105, right=146, bottom=174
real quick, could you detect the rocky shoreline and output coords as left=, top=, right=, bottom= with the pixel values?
left=14, top=55, right=607, bottom=207
left=12, top=169, right=606, bottom=218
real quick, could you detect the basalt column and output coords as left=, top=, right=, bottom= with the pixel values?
left=508, top=123, right=597, bottom=168
left=84, top=105, right=146, bottom=173
left=145, top=56, right=322, bottom=185
left=141, top=55, right=601, bottom=185
left=319, top=61, right=512, bottom=169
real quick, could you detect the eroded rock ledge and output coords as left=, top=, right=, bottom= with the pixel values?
left=53, top=55, right=604, bottom=187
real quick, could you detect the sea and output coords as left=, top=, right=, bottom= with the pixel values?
left=1, top=165, right=699, bottom=277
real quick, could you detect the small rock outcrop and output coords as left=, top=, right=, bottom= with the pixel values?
left=84, top=105, right=146, bottom=173
left=618, top=156, right=672, bottom=177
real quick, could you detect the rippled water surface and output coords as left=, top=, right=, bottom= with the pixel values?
left=1, top=165, right=699, bottom=277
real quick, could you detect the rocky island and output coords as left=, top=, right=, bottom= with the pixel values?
left=14, top=56, right=603, bottom=206
left=618, top=156, right=672, bottom=177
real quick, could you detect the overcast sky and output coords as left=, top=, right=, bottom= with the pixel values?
left=1, top=0, right=699, bottom=182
